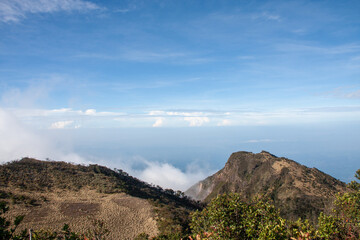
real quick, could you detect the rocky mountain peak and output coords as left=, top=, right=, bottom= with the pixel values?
left=186, top=151, right=347, bottom=222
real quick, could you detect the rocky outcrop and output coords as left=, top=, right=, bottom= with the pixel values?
left=186, top=151, right=347, bottom=222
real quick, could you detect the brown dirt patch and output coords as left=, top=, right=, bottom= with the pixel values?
left=2, top=188, right=159, bottom=239
left=60, top=202, right=100, bottom=217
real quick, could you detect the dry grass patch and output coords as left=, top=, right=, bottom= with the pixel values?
left=2, top=187, right=159, bottom=239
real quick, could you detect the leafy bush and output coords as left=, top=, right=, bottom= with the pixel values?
left=190, top=193, right=288, bottom=239
left=318, top=169, right=360, bottom=239
left=188, top=168, right=360, bottom=240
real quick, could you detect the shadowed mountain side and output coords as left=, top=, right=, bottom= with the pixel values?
left=0, top=158, right=201, bottom=239
left=185, top=151, right=347, bottom=223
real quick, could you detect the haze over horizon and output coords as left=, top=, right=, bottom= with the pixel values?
left=0, top=0, right=359, bottom=190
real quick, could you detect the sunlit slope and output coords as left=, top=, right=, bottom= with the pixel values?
left=186, top=151, right=347, bottom=223
left=0, top=158, right=199, bottom=239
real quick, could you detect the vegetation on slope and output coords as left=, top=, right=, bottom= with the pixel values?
left=186, top=151, right=347, bottom=223
left=0, top=158, right=201, bottom=238
left=189, top=169, right=360, bottom=240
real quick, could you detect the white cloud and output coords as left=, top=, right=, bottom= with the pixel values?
left=134, top=161, right=209, bottom=191
left=50, top=120, right=74, bottom=129
left=152, top=117, right=164, bottom=127
left=84, top=109, right=96, bottom=115
left=148, top=110, right=165, bottom=116
left=252, top=12, right=281, bottom=22
left=261, top=12, right=281, bottom=21
left=217, top=119, right=231, bottom=126
left=0, top=108, right=86, bottom=164
left=11, top=108, right=124, bottom=118
left=167, top=111, right=206, bottom=117
left=7, top=106, right=360, bottom=130
left=0, top=0, right=102, bottom=22
left=148, top=110, right=213, bottom=127
left=322, top=87, right=360, bottom=99
left=184, top=117, right=209, bottom=126
left=87, top=155, right=212, bottom=191
left=50, top=108, right=73, bottom=114
left=148, top=110, right=208, bottom=117
left=344, top=90, right=360, bottom=99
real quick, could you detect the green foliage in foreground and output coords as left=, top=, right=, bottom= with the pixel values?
left=179, top=169, right=360, bottom=240
left=2, top=169, right=360, bottom=240
left=189, top=190, right=360, bottom=240
left=190, top=193, right=287, bottom=239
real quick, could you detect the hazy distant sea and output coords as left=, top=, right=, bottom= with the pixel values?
left=45, top=122, right=360, bottom=186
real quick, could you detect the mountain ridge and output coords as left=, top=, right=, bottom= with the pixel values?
left=185, top=150, right=347, bottom=222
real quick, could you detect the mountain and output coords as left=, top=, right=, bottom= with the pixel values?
left=185, top=151, right=347, bottom=222
left=0, top=158, right=200, bottom=239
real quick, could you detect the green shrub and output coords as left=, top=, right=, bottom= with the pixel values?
left=190, top=193, right=288, bottom=239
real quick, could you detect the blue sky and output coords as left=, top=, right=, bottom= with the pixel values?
left=0, top=0, right=359, bottom=190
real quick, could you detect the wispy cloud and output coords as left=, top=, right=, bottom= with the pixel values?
left=321, top=87, right=360, bottom=99
left=344, top=90, right=360, bottom=99
left=74, top=50, right=214, bottom=65
left=0, top=0, right=102, bottom=23
left=252, top=12, right=281, bottom=22
left=5, top=105, right=360, bottom=129
left=11, top=108, right=124, bottom=118
left=276, top=43, right=360, bottom=55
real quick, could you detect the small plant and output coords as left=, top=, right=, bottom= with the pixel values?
left=0, top=201, right=27, bottom=240
left=85, top=219, right=109, bottom=240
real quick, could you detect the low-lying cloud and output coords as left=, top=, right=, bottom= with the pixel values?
left=111, top=156, right=211, bottom=191
left=136, top=161, right=209, bottom=191
left=0, top=108, right=86, bottom=164
left=0, top=108, right=211, bottom=191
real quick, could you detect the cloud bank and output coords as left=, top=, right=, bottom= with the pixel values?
left=0, top=108, right=211, bottom=191
left=119, top=157, right=210, bottom=191
left=0, top=108, right=86, bottom=164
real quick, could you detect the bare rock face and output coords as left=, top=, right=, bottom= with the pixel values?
left=186, top=151, right=347, bottom=222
